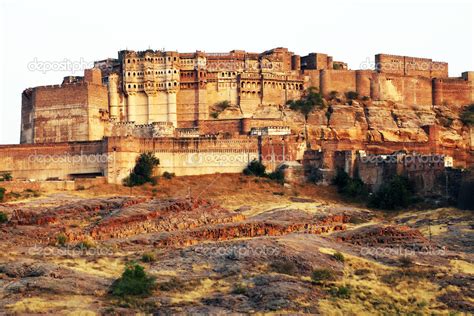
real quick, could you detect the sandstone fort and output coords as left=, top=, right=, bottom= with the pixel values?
left=1, top=47, right=473, bottom=186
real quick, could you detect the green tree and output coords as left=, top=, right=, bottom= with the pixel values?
left=111, top=263, right=156, bottom=297
left=287, top=87, right=325, bottom=147
left=368, top=175, right=414, bottom=210
left=123, top=152, right=160, bottom=187
left=460, top=104, right=474, bottom=126
left=243, top=159, right=266, bottom=177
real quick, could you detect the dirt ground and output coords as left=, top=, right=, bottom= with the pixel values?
left=0, top=174, right=472, bottom=315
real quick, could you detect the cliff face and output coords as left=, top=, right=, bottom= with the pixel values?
left=272, top=100, right=472, bottom=151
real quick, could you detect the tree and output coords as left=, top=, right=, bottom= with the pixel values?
left=460, top=104, right=474, bottom=126
left=287, top=87, right=325, bottom=147
left=123, top=152, right=160, bottom=187
left=243, top=159, right=266, bottom=177
left=111, top=263, right=156, bottom=297
left=368, top=175, right=414, bottom=210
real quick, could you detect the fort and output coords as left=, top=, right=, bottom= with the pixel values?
left=1, top=47, right=473, bottom=185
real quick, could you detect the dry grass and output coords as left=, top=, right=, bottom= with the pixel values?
left=5, top=296, right=95, bottom=314
left=317, top=248, right=459, bottom=315
left=53, top=257, right=124, bottom=279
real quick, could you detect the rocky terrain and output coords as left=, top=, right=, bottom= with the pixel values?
left=0, top=174, right=473, bottom=314
left=236, top=98, right=472, bottom=149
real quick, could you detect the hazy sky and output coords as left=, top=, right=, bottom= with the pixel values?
left=0, top=0, right=472, bottom=144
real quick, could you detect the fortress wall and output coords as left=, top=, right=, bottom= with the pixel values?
left=355, top=70, right=372, bottom=98
left=432, top=78, right=473, bottom=106
left=431, top=62, right=449, bottom=78
left=197, top=119, right=242, bottom=135
left=375, top=54, right=448, bottom=78
left=303, top=70, right=321, bottom=90
left=320, top=70, right=357, bottom=97
left=32, top=84, right=91, bottom=143
left=373, top=73, right=432, bottom=105
left=177, top=88, right=201, bottom=122
left=20, top=90, right=35, bottom=144
left=87, top=84, right=109, bottom=140
left=0, top=141, right=106, bottom=181
left=104, top=137, right=259, bottom=183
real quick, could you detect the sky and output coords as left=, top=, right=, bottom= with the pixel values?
left=0, top=0, right=473, bottom=144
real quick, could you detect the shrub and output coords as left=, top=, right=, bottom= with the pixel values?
left=345, top=91, right=359, bottom=100
left=270, top=260, right=298, bottom=276
left=333, top=169, right=368, bottom=200
left=162, top=171, right=175, bottom=180
left=311, top=269, right=335, bottom=283
left=368, top=175, right=414, bottom=210
left=0, top=211, right=8, bottom=223
left=329, top=285, right=351, bottom=298
left=399, top=256, right=413, bottom=268
left=56, top=233, right=68, bottom=246
left=141, top=252, right=156, bottom=263
left=268, top=169, right=285, bottom=184
left=329, top=91, right=339, bottom=100
left=77, top=238, right=95, bottom=249
left=243, top=159, right=266, bottom=177
left=287, top=87, right=324, bottom=120
left=333, top=252, right=345, bottom=263
left=123, top=152, right=160, bottom=187
left=231, top=283, right=248, bottom=295
left=460, top=104, right=474, bottom=126
left=76, top=185, right=85, bottom=191
left=0, top=187, right=5, bottom=202
left=1, top=172, right=12, bottom=181
left=111, top=263, right=156, bottom=297
left=361, top=96, right=370, bottom=101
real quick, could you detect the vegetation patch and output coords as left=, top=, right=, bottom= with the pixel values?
left=123, top=152, right=160, bottom=187
left=111, top=263, right=156, bottom=297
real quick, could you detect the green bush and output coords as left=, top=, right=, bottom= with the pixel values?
left=270, top=260, right=298, bottom=276
left=345, top=91, right=359, bottom=100
left=311, top=269, right=335, bottom=284
left=399, top=256, right=413, bottom=268
left=162, top=171, right=175, bottom=180
left=243, top=159, right=266, bottom=177
left=329, top=91, right=339, bottom=100
left=333, top=252, right=345, bottom=263
left=111, top=263, right=156, bottom=297
left=287, top=87, right=325, bottom=121
left=368, top=175, right=414, bottom=210
left=123, top=152, right=160, bottom=187
left=56, top=233, right=68, bottom=246
left=0, top=187, right=5, bottom=202
left=76, top=238, right=95, bottom=249
left=333, top=169, right=368, bottom=200
left=1, top=172, right=12, bottom=181
left=141, top=252, right=156, bottom=263
left=0, top=211, right=8, bottom=223
left=329, top=285, right=351, bottom=298
left=460, top=104, right=474, bottom=125
left=268, top=169, right=285, bottom=184
left=231, top=283, right=248, bottom=295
